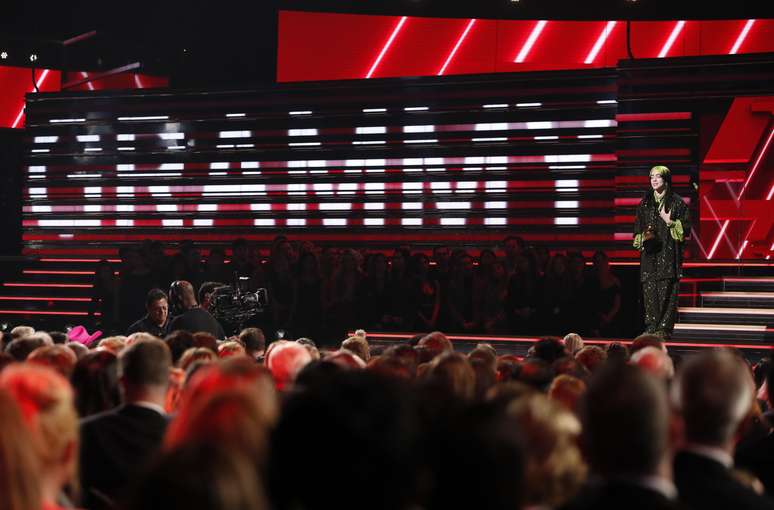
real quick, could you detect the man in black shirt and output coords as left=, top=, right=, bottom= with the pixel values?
left=167, top=280, right=226, bottom=339
left=127, top=288, right=170, bottom=338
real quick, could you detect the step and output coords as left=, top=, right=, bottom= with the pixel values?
left=700, top=292, right=774, bottom=309
left=724, top=277, right=774, bottom=293
left=672, top=323, right=773, bottom=343
left=678, top=307, right=774, bottom=326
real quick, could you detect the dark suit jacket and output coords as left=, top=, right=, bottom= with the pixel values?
left=737, top=431, right=774, bottom=497
left=674, top=450, right=774, bottom=510
left=561, top=479, right=681, bottom=510
left=79, top=404, right=168, bottom=510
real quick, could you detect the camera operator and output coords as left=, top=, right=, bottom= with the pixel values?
left=167, top=280, right=226, bottom=339
left=198, top=281, right=224, bottom=311
left=126, top=288, right=170, bottom=337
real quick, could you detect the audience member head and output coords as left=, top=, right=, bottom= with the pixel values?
left=631, top=333, right=666, bottom=355
left=48, top=331, right=68, bottom=345
left=27, top=345, right=78, bottom=378
left=191, top=332, right=218, bottom=352
left=673, top=350, right=755, bottom=449
left=145, top=288, right=169, bottom=326
left=325, top=349, right=367, bottom=370
left=367, top=355, right=413, bottom=380
left=383, top=344, right=419, bottom=376
left=424, top=352, right=476, bottom=400
left=532, top=337, right=567, bottom=364
left=166, top=359, right=278, bottom=461
left=470, top=357, right=497, bottom=399
left=630, top=346, right=674, bottom=380
left=164, top=330, right=196, bottom=365
left=270, top=371, right=419, bottom=510
left=5, top=336, right=49, bottom=361
left=581, top=363, right=671, bottom=477
left=265, top=341, right=313, bottom=391
left=178, top=347, right=217, bottom=372
left=71, top=350, right=121, bottom=417
left=0, top=388, right=41, bottom=510
left=97, top=335, right=127, bottom=355
left=119, top=339, right=172, bottom=404
left=239, top=327, right=265, bottom=356
left=515, top=359, right=556, bottom=392
left=605, top=341, right=629, bottom=364
left=341, top=335, right=370, bottom=363
left=218, top=341, right=247, bottom=359
left=563, top=333, right=584, bottom=356
left=65, top=342, right=88, bottom=360
left=127, top=443, right=267, bottom=510
left=169, top=280, right=197, bottom=314
left=418, top=331, right=453, bottom=360
left=295, top=338, right=320, bottom=360
left=197, top=281, right=222, bottom=311
left=9, top=325, right=34, bottom=341
left=548, top=374, right=587, bottom=413
left=506, top=393, right=586, bottom=508
left=0, top=364, right=79, bottom=505
left=574, top=345, right=607, bottom=373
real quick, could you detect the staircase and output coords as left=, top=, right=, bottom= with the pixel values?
left=675, top=277, right=774, bottom=345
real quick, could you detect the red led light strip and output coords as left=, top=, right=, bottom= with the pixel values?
left=658, top=20, right=686, bottom=58
left=738, top=126, right=774, bottom=200
left=584, top=21, right=617, bottom=65
left=365, top=16, right=408, bottom=79
left=729, top=19, right=756, bottom=54
left=514, top=20, right=548, bottom=63
left=437, top=19, right=477, bottom=76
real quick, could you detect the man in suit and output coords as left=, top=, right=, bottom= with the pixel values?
left=126, top=288, right=170, bottom=338
left=673, top=350, right=774, bottom=510
left=79, top=338, right=172, bottom=510
left=562, top=363, right=680, bottom=510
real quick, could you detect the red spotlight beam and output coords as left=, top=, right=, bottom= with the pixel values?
left=365, top=16, right=408, bottom=79
left=738, top=125, right=774, bottom=200
left=437, top=19, right=477, bottom=76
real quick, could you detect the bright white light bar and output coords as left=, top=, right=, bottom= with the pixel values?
left=31, top=149, right=50, bottom=153
left=584, top=119, right=614, bottom=128
left=549, top=165, right=586, bottom=170
left=289, top=142, right=321, bottom=147
left=29, top=188, right=47, bottom=196
left=84, top=205, right=102, bottom=212
left=323, top=218, right=347, bottom=226
left=596, top=99, right=617, bottom=105
left=117, top=134, right=136, bottom=141
left=118, top=147, right=135, bottom=151
left=472, top=137, right=507, bottom=142
left=485, top=217, right=507, bottom=225
left=404, top=107, right=429, bottom=111
left=50, top=118, right=86, bottom=123
left=555, top=200, right=579, bottom=208
left=402, top=202, right=422, bottom=210
left=404, top=125, right=435, bottom=133
left=483, top=104, right=509, bottom=109
left=287, top=203, right=307, bottom=211
left=554, top=217, right=579, bottom=225
left=516, top=102, right=542, bottom=107
left=31, top=205, right=52, bottom=213
left=77, top=135, right=100, bottom=142
left=404, top=139, right=438, bottom=144
left=159, top=133, right=184, bottom=140
left=118, top=172, right=182, bottom=178
left=289, top=110, right=312, bottom=115
left=167, top=146, right=185, bottom=150
left=157, top=204, right=178, bottom=212
left=364, top=218, right=385, bottom=226
left=475, top=122, right=508, bottom=131
left=220, top=130, right=251, bottom=138
left=226, top=113, right=246, bottom=117
left=287, top=219, right=307, bottom=226
left=535, top=136, right=558, bottom=140
left=289, top=128, right=318, bottom=136
left=116, top=219, right=134, bottom=227
left=197, top=204, right=218, bottom=212
left=39, top=219, right=101, bottom=227
left=84, top=148, right=102, bottom=152
left=356, top=126, right=386, bottom=134
left=241, top=161, right=260, bottom=168
left=545, top=154, right=592, bottom=163
left=402, top=218, right=422, bottom=226
left=441, top=218, right=466, bottom=226
left=485, top=201, right=507, bottom=209
left=364, top=202, right=385, bottom=210
left=117, top=115, right=169, bottom=121
left=117, top=205, right=135, bottom=212
left=363, top=108, right=387, bottom=113
left=193, top=219, right=214, bottom=227
left=162, top=219, right=183, bottom=227
left=319, top=203, right=352, bottom=211
left=658, top=20, right=685, bottom=58
left=431, top=182, right=451, bottom=191
left=352, top=140, right=386, bottom=145
left=578, top=134, right=603, bottom=139
left=254, top=219, right=276, bottom=226
left=34, top=136, right=59, bottom=143
left=730, top=19, right=756, bottom=55
left=437, top=201, right=470, bottom=210
left=67, top=173, right=101, bottom=178
left=403, top=182, right=423, bottom=193
left=216, top=144, right=235, bottom=149
left=526, top=121, right=553, bottom=130
left=555, top=179, right=579, bottom=190
left=28, top=166, right=46, bottom=173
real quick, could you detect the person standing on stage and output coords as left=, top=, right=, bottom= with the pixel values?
left=633, top=165, right=690, bottom=339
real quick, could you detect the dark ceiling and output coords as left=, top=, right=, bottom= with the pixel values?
left=2, top=0, right=773, bottom=88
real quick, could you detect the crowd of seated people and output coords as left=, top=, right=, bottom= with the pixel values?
left=92, top=235, right=624, bottom=344
left=2, top=318, right=774, bottom=510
